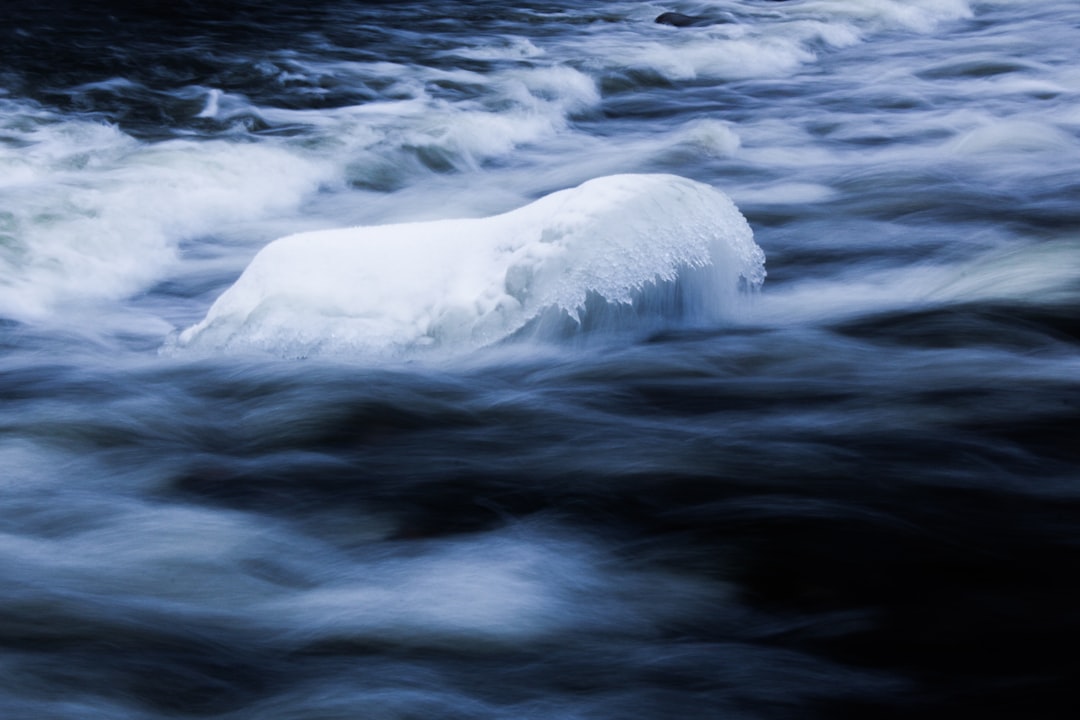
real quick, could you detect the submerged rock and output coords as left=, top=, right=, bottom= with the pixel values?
left=655, top=12, right=707, bottom=28
left=655, top=11, right=733, bottom=28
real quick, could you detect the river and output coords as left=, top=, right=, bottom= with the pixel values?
left=2, top=1, right=1079, bottom=717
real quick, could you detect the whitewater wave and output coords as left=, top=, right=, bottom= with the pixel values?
left=174, top=174, right=764, bottom=358
left=555, top=0, right=976, bottom=86
left=0, top=102, right=334, bottom=321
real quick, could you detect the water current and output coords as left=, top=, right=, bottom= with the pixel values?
left=2, top=1, right=1079, bottom=717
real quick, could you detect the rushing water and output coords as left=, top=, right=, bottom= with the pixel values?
left=3, top=1, right=1079, bottom=717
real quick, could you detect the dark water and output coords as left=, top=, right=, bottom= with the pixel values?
left=2, top=1, right=1080, bottom=718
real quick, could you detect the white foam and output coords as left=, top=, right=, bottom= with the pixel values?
left=239, top=63, right=599, bottom=181
left=591, top=33, right=814, bottom=83
left=948, top=119, right=1078, bottom=155
left=262, top=528, right=711, bottom=644
left=754, top=239, right=1080, bottom=327
left=0, top=107, right=335, bottom=320
left=176, top=174, right=764, bottom=358
left=928, top=238, right=1080, bottom=305
left=792, top=0, right=973, bottom=34
left=673, top=119, right=742, bottom=157
left=0, top=503, right=713, bottom=648
left=732, top=183, right=836, bottom=206
left=448, top=37, right=545, bottom=61
left=544, top=0, right=975, bottom=85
